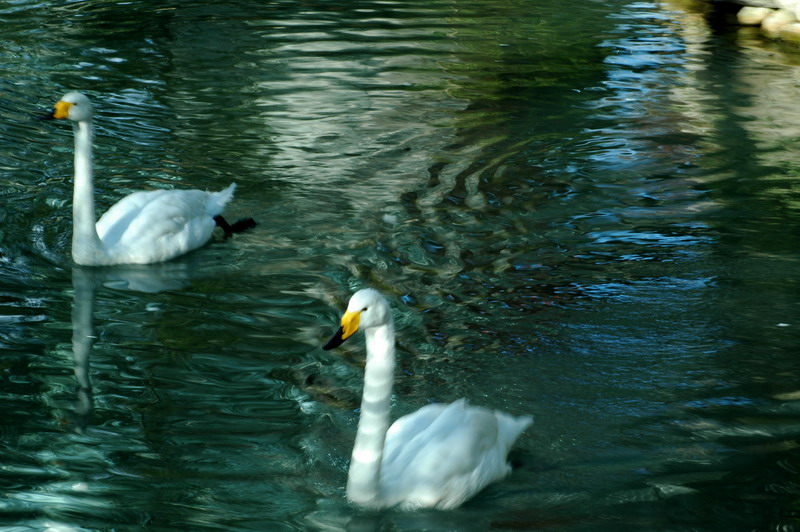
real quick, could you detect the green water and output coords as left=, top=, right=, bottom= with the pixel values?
left=2, top=0, right=800, bottom=530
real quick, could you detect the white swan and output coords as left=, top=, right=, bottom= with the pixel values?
left=44, top=91, right=255, bottom=266
left=323, top=288, right=532, bottom=510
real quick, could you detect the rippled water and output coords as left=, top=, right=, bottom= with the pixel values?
left=2, top=0, right=800, bottom=530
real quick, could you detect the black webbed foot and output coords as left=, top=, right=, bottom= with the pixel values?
left=214, top=215, right=257, bottom=239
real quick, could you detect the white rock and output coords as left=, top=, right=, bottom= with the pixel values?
left=779, top=21, right=800, bottom=41
left=738, top=1, right=780, bottom=6
left=738, top=6, right=775, bottom=25
left=776, top=0, right=800, bottom=19
left=730, top=0, right=779, bottom=6
left=776, top=0, right=800, bottom=10
left=762, top=8, right=797, bottom=37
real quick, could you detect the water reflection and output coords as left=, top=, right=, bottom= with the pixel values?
left=65, top=262, right=198, bottom=434
left=68, top=267, right=95, bottom=434
left=3, top=0, right=800, bottom=529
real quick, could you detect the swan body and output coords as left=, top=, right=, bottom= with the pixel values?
left=46, top=91, right=248, bottom=266
left=324, top=288, right=532, bottom=510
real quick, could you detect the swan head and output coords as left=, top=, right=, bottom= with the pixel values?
left=323, top=288, right=391, bottom=350
left=45, top=92, right=94, bottom=122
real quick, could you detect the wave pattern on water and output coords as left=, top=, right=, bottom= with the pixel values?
left=1, top=0, right=800, bottom=530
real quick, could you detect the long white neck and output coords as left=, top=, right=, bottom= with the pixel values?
left=346, top=321, right=395, bottom=507
left=71, top=120, right=106, bottom=265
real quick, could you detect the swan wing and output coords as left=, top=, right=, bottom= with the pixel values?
left=96, top=185, right=235, bottom=264
left=382, top=402, right=449, bottom=466
left=380, top=399, right=531, bottom=509
left=95, top=189, right=170, bottom=246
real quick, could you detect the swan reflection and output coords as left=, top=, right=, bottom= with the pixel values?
left=67, top=257, right=200, bottom=432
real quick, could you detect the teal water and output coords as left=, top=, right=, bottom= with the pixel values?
left=2, top=1, right=800, bottom=530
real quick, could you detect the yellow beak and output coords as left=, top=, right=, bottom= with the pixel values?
left=340, top=310, right=361, bottom=340
left=53, top=100, right=72, bottom=120
left=322, top=310, right=361, bottom=350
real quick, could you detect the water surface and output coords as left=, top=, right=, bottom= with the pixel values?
left=2, top=0, right=800, bottom=530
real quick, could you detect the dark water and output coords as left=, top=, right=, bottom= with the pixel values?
left=2, top=0, right=800, bottom=530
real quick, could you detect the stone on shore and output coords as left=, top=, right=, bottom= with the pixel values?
left=761, top=8, right=797, bottom=37
left=725, top=0, right=778, bottom=6
left=777, top=0, right=800, bottom=18
left=738, top=6, right=775, bottom=24
left=779, top=21, right=800, bottom=41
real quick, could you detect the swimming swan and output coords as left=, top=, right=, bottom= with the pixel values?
left=43, top=91, right=255, bottom=266
left=324, top=288, right=532, bottom=510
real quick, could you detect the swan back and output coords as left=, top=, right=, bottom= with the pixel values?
left=95, top=185, right=237, bottom=254
left=380, top=399, right=532, bottom=509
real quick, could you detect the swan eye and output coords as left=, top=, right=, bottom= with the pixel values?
left=362, top=307, right=368, bottom=312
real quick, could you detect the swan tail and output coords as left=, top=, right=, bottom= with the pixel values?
left=447, top=398, right=531, bottom=455
left=495, top=411, right=533, bottom=455
left=209, top=183, right=256, bottom=237
left=207, top=183, right=237, bottom=215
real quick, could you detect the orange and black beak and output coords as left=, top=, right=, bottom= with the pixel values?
left=39, top=99, right=71, bottom=121
left=323, top=309, right=361, bottom=350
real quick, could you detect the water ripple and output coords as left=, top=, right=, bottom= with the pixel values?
left=1, top=0, right=799, bottom=530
